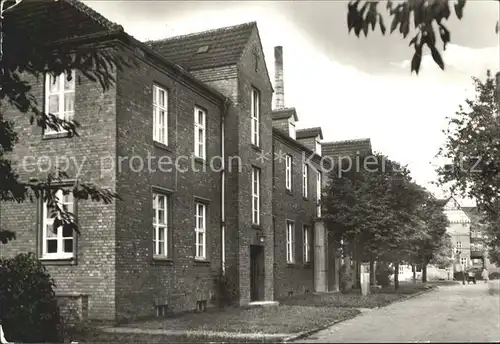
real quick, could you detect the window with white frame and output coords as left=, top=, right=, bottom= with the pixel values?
left=194, top=107, right=206, bottom=159
left=45, top=71, right=75, bottom=134
left=153, top=85, right=168, bottom=145
left=251, top=88, right=260, bottom=146
left=399, top=265, right=404, bottom=274
left=302, top=163, right=308, bottom=198
left=316, top=171, right=322, bottom=217
left=285, top=154, right=292, bottom=191
left=456, top=241, right=462, bottom=250
left=286, top=220, right=295, bottom=263
left=153, top=193, right=170, bottom=257
left=42, top=189, right=75, bottom=259
left=303, top=225, right=311, bottom=263
left=252, top=167, right=260, bottom=225
left=195, top=202, right=207, bottom=260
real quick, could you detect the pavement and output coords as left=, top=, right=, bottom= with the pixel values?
left=294, top=282, right=500, bottom=343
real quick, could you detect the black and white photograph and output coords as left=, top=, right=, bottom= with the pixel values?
left=0, top=0, right=499, bottom=342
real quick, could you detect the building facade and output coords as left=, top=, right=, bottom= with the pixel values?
left=0, top=0, right=360, bottom=322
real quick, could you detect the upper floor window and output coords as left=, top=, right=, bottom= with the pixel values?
left=316, top=171, right=322, bottom=217
left=302, top=163, right=308, bottom=198
left=252, top=167, right=260, bottom=225
left=41, top=189, right=75, bottom=260
left=194, top=107, right=206, bottom=160
left=251, top=88, right=260, bottom=146
left=285, top=155, right=292, bottom=191
left=286, top=220, right=295, bottom=263
left=195, top=202, right=207, bottom=260
left=45, top=71, right=75, bottom=134
left=153, top=85, right=168, bottom=145
left=153, top=193, right=170, bottom=258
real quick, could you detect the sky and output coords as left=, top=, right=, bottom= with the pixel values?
left=85, top=0, right=500, bottom=205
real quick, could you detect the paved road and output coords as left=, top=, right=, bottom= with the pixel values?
left=296, top=283, right=500, bottom=343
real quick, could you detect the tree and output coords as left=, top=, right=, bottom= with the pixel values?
left=0, top=1, right=130, bottom=244
left=429, top=234, right=454, bottom=269
left=346, top=0, right=500, bottom=74
left=436, top=70, right=500, bottom=263
left=323, top=152, right=428, bottom=289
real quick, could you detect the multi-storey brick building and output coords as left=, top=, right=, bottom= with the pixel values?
left=0, top=0, right=362, bottom=322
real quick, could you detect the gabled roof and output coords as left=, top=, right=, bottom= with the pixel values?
left=321, top=138, right=372, bottom=158
left=8, top=0, right=123, bottom=43
left=146, top=22, right=256, bottom=71
left=296, top=127, right=323, bottom=140
left=271, top=107, right=298, bottom=121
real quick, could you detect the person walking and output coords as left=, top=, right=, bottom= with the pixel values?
left=482, top=268, right=489, bottom=283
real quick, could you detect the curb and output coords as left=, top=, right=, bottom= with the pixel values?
left=282, top=286, right=437, bottom=343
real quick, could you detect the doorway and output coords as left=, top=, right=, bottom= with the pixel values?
left=250, top=245, right=265, bottom=301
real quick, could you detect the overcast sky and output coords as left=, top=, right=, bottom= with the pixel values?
left=85, top=0, right=499, bottom=205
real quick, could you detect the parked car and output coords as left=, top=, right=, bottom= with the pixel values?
left=467, top=268, right=477, bottom=284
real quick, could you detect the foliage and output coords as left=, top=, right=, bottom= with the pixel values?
left=0, top=1, right=132, bottom=244
left=0, top=253, right=62, bottom=343
left=429, top=234, right=454, bottom=268
left=375, top=262, right=393, bottom=287
left=489, top=272, right=500, bottom=280
left=323, top=152, right=428, bottom=266
left=436, top=70, right=500, bottom=265
left=339, top=263, right=353, bottom=293
left=346, top=0, right=499, bottom=74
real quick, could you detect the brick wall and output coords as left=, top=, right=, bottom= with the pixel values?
left=0, top=65, right=118, bottom=320
left=272, top=135, right=318, bottom=299
left=113, top=45, right=224, bottom=320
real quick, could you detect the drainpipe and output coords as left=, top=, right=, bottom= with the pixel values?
left=221, top=98, right=230, bottom=274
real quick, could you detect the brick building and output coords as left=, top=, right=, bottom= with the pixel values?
left=0, top=0, right=365, bottom=322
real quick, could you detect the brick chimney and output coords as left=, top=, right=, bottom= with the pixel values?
left=274, top=46, right=284, bottom=109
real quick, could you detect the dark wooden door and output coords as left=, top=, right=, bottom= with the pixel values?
left=250, top=245, right=264, bottom=301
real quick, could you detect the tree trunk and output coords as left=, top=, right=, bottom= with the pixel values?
left=394, top=262, right=400, bottom=290
left=412, top=264, right=416, bottom=284
left=422, top=262, right=428, bottom=283
left=370, top=260, right=376, bottom=285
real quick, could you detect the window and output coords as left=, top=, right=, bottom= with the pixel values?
left=194, top=107, right=206, bottom=159
left=302, top=163, right=308, bottom=198
left=460, top=257, right=468, bottom=266
left=399, top=265, right=404, bottom=274
left=153, top=85, right=168, bottom=144
left=315, top=139, right=321, bottom=155
left=195, top=202, right=207, bottom=260
left=45, top=71, right=75, bottom=134
left=153, top=193, right=170, bottom=258
left=303, top=226, right=311, bottom=263
left=286, top=221, right=295, bottom=263
left=456, top=241, right=462, bottom=250
left=42, top=189, right=75, bottom=259
left=289, top=119, right=296, bottom=139
left=252, top=167, right=260, bottom=225
left=316, top=171, right=322, bottom=217
left=251, top=88, right=260, bottom=146
left=285, top=155, right=292, bottom=191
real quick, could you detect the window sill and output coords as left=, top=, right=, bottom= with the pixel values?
left=302, top=196, right=309, bottom=201
left=42, top=131, right=72, bottom=140
left=153, top=141, right=174, bottom=153
left=251, top=144, right=262, bottom=152
left=194, top=157, right=207, bottom=165
left=193, top=259, right=211, bottom=266
left=152, top=257, right=174, bottom=265
left=39, top=256, right=76, bottom=265
left=251, top=224, right=262, bottom=230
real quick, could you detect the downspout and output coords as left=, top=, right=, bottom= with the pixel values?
left=221, top=98, right=230, bottom=275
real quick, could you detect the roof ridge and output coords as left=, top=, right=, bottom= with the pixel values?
left=272, top=107, right=296, bottom=112
left=296, top=127, right=322, bottom=132
left=63, top=0, right=124, bottom=32
left=323, top=138, right=371, bottom=145
left=146, top=21, right=257, bottom=45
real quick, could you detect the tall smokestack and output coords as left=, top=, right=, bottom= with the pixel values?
left=274, top=46, right=284, bottom=109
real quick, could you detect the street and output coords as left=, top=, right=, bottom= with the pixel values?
left=295, top=283, right=500, bottom=343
